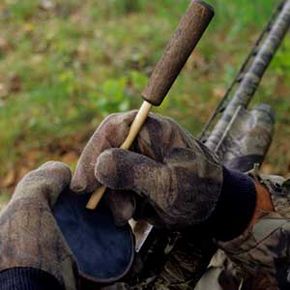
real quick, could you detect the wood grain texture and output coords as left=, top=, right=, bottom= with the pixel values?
left=142, top=0, right=214, bottom=106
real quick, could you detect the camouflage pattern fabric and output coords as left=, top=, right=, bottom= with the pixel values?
left=150, top=234, right=216, bottom=290
left=218, top=174, right=290, bottom=290
left=102, top=233, right=216, bottom=290
left=0, top=162, right=78, bottom=290
left=196, top=249, right=279, bottom=290
left=108, top=170, right=290, bottom=290
left=72, top=108, right=284, bottom=289
left=195, top=250, right=241, bottom=290
left=205, top=0, right=290, bottom=153
left=71, top=111, right=223, bottom=229
left=69, top=112, right=224, bottom=289
left=150, top=104, right=276, bottom=290
left=211, top=104, right=275, bottom=172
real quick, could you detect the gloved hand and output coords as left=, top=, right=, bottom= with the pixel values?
left=70, top=112, right=223, bottom=229
left=0, top=162, right=78, bottom=290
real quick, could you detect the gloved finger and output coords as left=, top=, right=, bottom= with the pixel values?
left=96, top=147, right=223, bottom=229
left=95, top=148, right=170, bottom=213
left=105, top=190, right=136, bottom=226
left=70, top=111, right=137, bottom=194
left=12, top=161, right=71, bottom=207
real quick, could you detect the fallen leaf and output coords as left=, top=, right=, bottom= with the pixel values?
left=0, top=82, right=8, bottom=98
left=0, top=36, right=10, bottom=53
left=8, top=75, right=22, bottom=93
left=23, top=23, right=35, bottom=33
left=1, top=170, right=16, bottom=188
left=213, top=87, right=226, bottom=99
left=61, top=151, right=78, bottom=164
left=39, top=0, right=55, bottom=11
left=18, top=166, right=31, bottom=181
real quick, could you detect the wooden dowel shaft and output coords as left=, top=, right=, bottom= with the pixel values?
left=86, top=101, right=152, bottom=210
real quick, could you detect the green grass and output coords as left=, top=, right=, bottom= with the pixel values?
left=0, top=0, right=290, bottom=201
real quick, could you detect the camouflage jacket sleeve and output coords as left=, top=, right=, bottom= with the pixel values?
left=148, top=233, right=216, bottom=290
left=101, top=233, right=216, bottom=290
left=218, top=174, right=290, bottom=290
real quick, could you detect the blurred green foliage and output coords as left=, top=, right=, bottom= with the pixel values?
left=0, top=0, right=290, bottom=195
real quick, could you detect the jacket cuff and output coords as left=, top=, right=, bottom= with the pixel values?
left=205, top=167, right=257, bottom=241
left=0, top=267, right=64, bottom=290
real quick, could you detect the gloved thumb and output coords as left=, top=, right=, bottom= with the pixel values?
left=12, top=161, right=71, bottom=207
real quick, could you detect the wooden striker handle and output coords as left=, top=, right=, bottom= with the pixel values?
left=86, top=0, right=214, bottom=210
left=142, top=0, right=214, bottom=106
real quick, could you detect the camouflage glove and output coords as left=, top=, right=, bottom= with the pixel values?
left=0, top=162, right=78, bottom=290
left=71, top=111, right=223, bottom=229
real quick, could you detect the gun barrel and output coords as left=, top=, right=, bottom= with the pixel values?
left=206, top=0, right=290, bottom=152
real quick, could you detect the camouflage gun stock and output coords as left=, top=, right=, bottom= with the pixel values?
left=201, top=0, right=290, bottom=171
